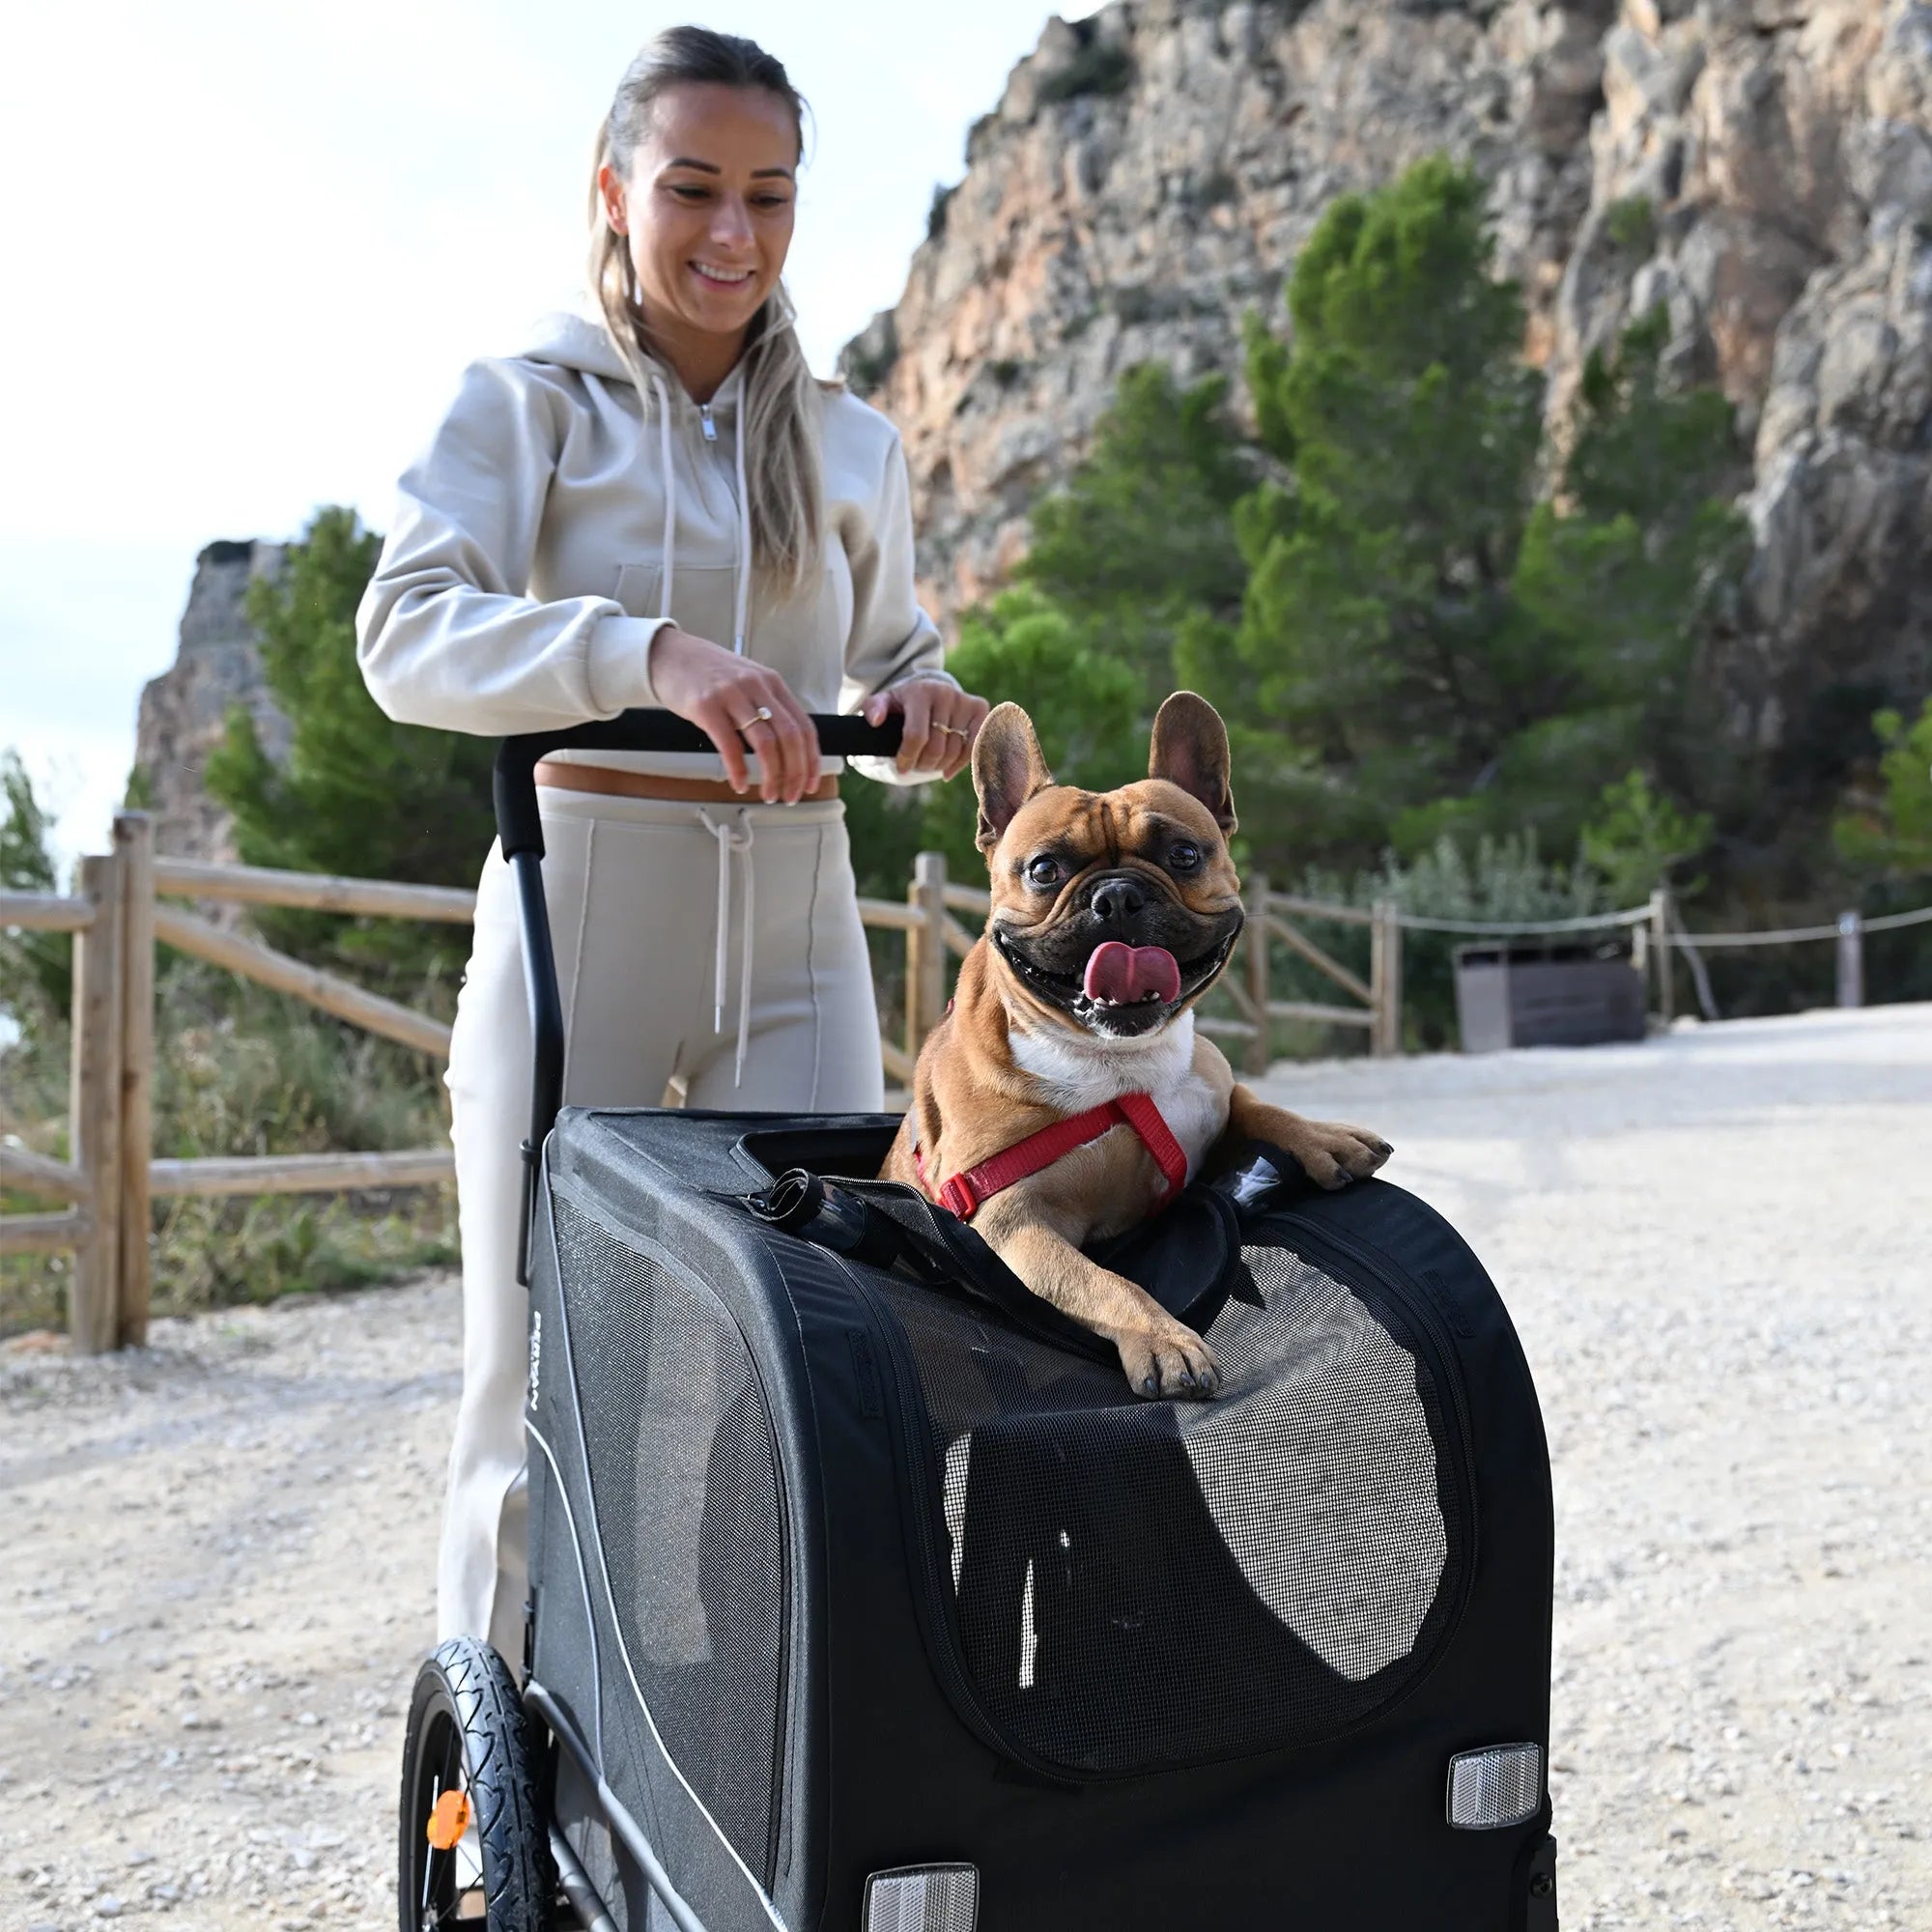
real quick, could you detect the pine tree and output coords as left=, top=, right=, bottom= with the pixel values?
left=204, top=507, right=497, bottom=987
left=1190, top=158, right=1744, bottom=872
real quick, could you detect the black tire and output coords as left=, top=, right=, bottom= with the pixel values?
left=399, top=1636, right=554, bottom=1932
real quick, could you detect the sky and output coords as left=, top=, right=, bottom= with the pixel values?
left=0, top=0, right=1101, bottom=871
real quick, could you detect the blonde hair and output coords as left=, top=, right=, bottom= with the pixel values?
left=590, top=27, right=823, bottom=591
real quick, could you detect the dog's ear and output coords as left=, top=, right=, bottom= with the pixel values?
left=1149, top=692, right=1236, bottom=833
left=974, top=703, right=1056, bottom=852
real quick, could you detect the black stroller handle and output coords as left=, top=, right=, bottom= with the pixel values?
left=496, top=708, right=905, bottom=1286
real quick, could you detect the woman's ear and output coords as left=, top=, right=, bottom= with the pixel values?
left=597, top=160, right=630, bottom=235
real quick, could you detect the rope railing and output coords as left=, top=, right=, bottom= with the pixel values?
left=1393, top=906, right=1650, bottom=936
left=1673, top=903, right=1932, bottom=948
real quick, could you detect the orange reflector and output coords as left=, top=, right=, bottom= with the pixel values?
left=426, top=1790, right=472, bottom=1850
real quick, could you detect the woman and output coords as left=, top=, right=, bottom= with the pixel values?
left=356, top=26, right=987, bottom=1665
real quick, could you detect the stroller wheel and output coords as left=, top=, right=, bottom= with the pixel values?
left=399, top=1636, right=554, bottom=1932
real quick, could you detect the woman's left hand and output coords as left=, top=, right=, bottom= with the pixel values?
left=863, top=678, right=990, bottom=781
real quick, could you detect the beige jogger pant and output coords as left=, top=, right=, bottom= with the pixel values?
left=440, top=786, right=886, bottom=1662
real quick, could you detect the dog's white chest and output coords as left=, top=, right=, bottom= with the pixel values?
left=1008, top=1013, right=1227, bottom=1181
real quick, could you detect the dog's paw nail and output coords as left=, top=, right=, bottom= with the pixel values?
left=1177, top=1371, right=1195, bottom=1391
left=1141, top=1375, right=1158, bottom=1397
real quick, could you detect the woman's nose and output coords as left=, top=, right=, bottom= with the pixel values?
left=710, top=197, right=753, bottom=251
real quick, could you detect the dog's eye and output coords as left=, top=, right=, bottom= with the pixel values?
left=1169, top=842, right=1203, bottom=873
left=1025, top=855, right=1062, bottom=889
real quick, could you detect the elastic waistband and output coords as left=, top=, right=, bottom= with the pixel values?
left=527, top=784, right=846, bottom=831
left=536, top=759, right=838, bottom=806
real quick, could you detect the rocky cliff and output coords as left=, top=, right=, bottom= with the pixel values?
left=843, top=0, right=1931, bottom=764
left=132, top=541, right=287, bottom=863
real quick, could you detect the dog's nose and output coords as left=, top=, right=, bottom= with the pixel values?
left=1089, top=876, right=1147, bottom=923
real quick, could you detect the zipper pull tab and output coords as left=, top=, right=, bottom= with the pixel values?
left=698, top=403, right=718, bottom=442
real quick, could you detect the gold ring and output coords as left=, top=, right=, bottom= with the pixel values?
left=741, top=705, right=774, bottom=728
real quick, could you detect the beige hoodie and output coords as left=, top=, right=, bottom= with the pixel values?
left=355, top=310, right=951, bottom=781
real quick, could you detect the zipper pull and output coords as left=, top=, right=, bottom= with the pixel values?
left=698, top=403, right=718, bottom=442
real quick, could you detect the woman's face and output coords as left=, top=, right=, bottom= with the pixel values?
left=601, top=81, right=799, bottom=350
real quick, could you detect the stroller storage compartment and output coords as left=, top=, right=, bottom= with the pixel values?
left=523, top=1108, right=1556, bottom=1932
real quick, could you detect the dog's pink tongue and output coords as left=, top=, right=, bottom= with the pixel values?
left=1083, top=942, right=1182, bottom=1006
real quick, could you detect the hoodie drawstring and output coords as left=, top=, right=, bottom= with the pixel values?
left=698, top=810, right=757, bottom=1088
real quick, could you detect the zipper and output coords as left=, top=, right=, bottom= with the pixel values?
left=698, top=402, right=719, bottom=442
left=834, top=1259, right=1084, bottom=1788
left=1268, top=1209, right=1482, bottom=1562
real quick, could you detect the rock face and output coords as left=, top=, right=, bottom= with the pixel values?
left=132, top=542, right=287, bottom=863
left=843, top=0, right=1932, bottom=765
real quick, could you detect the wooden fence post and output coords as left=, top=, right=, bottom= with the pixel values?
left=906, top=852, right=948, bottom=1062
left=69, top=849, right=126, bottom=1355
left=1370, top=902, right=1404, bottom=1058
left=1836, top=911, right=1863, bottom=1009
left=1648, top=887, right=1674, bottom=1027
left=115, top=812, right=156, bottom=1348
left=1244, top=873, right=1271, bottom=1075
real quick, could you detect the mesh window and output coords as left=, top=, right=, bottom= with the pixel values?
left=867, top=1239, right=1462, bottom=1776
left=553, top=1194, right=786, bottom=1881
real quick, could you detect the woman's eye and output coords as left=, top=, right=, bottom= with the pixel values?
left=1169, top=843, right=1203, bottom=873
left=669, top=185, right=710, bottom=202
left=1025, top=856, right=1061, bottom=889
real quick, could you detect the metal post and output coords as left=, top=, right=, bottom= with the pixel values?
left=1648, top=887, right=1674, bottom=1027
left=114, top=813, right=156, bottom=1347
left=69, top=850, right=126, bottom=1354
left=1244, top=873, right=1270, bottom=1075
left=907, top=852, right=948, bottom=1061
left=1836, top=911, right=1863, bottom=1009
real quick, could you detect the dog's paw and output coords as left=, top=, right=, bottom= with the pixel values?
left=1117, top=1317, right=1221, bottom=1402
left=1285, top=1119, right=1394, bottom=1190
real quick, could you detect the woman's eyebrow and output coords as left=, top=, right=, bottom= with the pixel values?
left=662, top=156, right=795, bottom=181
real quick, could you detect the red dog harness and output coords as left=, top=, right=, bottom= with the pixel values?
left=914, top=1092, right=1189, bottom=1222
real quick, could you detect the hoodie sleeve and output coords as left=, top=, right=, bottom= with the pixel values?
left=840, top=428, right=959, bottom=786
left=355, top=358, right=668, bottom=735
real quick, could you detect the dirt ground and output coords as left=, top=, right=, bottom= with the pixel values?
left=3, top=1003, right=1928, bottom=1930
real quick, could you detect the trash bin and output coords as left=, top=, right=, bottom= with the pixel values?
left=1454, top=940, right=1646, bottom=1052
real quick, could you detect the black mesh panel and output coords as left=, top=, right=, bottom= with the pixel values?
left=554, top=1194, right=786, bottom=1880
left=867, top=1240, right=1462, bottom=1776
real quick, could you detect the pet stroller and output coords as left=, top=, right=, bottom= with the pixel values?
left=399, top=712, right=1560, bottom=1932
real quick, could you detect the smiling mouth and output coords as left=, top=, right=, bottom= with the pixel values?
left=691, top=262, right=754, bottom=288
left=994, top=928, right=1236, bottom=1024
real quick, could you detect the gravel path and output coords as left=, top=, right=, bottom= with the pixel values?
left=2, top=1003, right=1928, bottom=1930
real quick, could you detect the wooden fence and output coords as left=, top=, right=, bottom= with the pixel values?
left=0, top=816, right=1389, bottom=1354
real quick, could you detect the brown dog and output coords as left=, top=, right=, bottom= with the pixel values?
left=882, top=693, right=1391, bottom=1399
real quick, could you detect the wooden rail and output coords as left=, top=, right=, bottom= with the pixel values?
left=153, top=856, right=476, bottom=923
left=153, top=903, right=455, bottom=1060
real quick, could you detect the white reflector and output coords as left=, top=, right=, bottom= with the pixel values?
left=863, top=1863, right=980, bottom=1932
left=1446, top=1743, right=1544, bottom=1830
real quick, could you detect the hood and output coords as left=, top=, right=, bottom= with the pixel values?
left=520, top=306, right=638, bottom=384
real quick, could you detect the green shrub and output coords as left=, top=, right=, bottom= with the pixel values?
left=1605, top=193, right=1656, bottom=254
left=0, top=958, right=454, bottom=1338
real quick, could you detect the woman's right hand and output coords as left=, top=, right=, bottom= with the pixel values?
left=647, top=626, right=822, bottom=804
